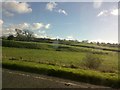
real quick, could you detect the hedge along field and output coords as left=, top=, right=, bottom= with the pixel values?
left=2, top=59, right=119, bottom=88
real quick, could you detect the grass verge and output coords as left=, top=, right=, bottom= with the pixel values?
left=2, top=59, right=119, bottom=88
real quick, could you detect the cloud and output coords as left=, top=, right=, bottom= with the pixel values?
left=0, top=19, right=3, bottom=26
left=93, top=0, right=103, bottom=8
left=97, top=8, right=118, bottom=17
left=3, top=10, right=14, bottom=17
left=2, top=27, right=16, bottom=36
left=46, top=2, right=68, bottom=16
left=58, top=9, right=68, bottom=15
left=97, top=10, right=109, bottom=17
left=89, top=39, right=118, bottom=44
left=2, top=23, right=28, bottom=36
left=34, top=34, right=41, bottom=38
left=33, top=32, right=48, bottom=38
left=2, top=0, right=32, bottom=17
left=0, top=19, right=3, bottom=36
left=66, top=35, right=74, bottom=40
left=32, top=23, right=44, bottom=30
left=32, top=23, right=51, bottom=30
left=45, top=24, right=51, bottom=29
left=2, top=22, right=51, bottom=36
left=110, top=9, right=118, bottom=16
left=9, top=23, right=30, bottom=30
left=38, top=30, right=46, bottom=34
left=46, top=2, right=57, bottom=11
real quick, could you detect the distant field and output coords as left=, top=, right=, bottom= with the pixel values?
left=71, top=44, right=120, bottom=52
left=2, top=40, right=120, bottom=52
left=2, top=40, right=95, bottom=52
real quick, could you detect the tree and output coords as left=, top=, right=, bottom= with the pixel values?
left=82, top=40, right=89, bottom=43
left=15, top=29, right=24, bottom=41
left=15, top=29, right=34, bottom=41
left=97, top=42, right=100, bottom=45
left=7, top=35, right=14, bottom=40
left=23, top=29, right=34, bottom=41
left=2, top=36, right=7, bottom=40
left=15, top=29, right=22, bottom=36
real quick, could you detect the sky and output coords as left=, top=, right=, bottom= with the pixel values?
left=0, top=1, right=119, bottom=43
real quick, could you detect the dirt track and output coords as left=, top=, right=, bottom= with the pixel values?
left=2, top=68, right=111, bottom=88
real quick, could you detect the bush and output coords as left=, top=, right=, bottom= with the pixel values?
left=82, top=53, right=103, bottom=69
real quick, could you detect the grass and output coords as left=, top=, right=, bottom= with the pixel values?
left=2, top=47, right=118, bottom=73
left=2, top=40, right=119, bottom=88
left=2, top=59, right=119, bottom=88
left=72, top=42, right=120, bottom=50
left=82, top=53, right=103, bottom=69
left=2, top=40, right=112, bottom=54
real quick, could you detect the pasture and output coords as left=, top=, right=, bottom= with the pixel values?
left=2, top=40, right=119, bottom=88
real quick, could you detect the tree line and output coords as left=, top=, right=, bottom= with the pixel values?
left=1, top=28, right=120, bottom=48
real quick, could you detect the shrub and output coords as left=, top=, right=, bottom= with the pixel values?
left=82, top=53, right=103, bottom=69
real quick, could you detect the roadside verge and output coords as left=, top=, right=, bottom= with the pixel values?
left=2, top=60, right=120, bottom=88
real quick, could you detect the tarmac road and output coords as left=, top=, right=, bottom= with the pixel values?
left=2, top=68, right=111, bottom=88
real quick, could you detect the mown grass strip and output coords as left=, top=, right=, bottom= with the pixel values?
left=2, top=60, right=119, bottom=88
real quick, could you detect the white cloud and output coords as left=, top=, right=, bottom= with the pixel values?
left=46, top=2, right=57, bottom=11
left=66, top=35, right=74, bottom=40
left=2, top=1, right=32, bottom=17
left=97, top=8, right=118, bottom=17
left=110, top=9, right=118, bottom=16
left=0, top=19, right=3, bottom=36
left=10, top=23, right=30, bottom=30
left=45, top=24, right=51, bottom=29
left=89, top=39, right=118, bottom=44
left=34, top=34, right=41, bottom=38
left=34, top=33, right=48, bottom=38
left=32, top=23, right=51, bottom=30
left=2, top=27, right=16, bottom=36
left=97, top=10, right=109, bottom=17
left=46, top=2, right=68, bottom=16
left=58, top=9, right=68, bottom=15
left=93, top=0, right=103, bottom=8
left=2, top=22, right=51, bottom=36
left=0, top=19, right=3, bottom=26
left=32, top=23, right=44, bottom=30
left=19, top=23, right=30, bottom=29
left=3, top=10, right=14, bottom=17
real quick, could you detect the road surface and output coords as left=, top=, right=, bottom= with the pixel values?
left=2, top=68, right=111, bottom=88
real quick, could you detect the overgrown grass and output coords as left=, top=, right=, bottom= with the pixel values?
left=2, top=59, right=119, bottom=88
left=82, top=53, right=103, bottom=69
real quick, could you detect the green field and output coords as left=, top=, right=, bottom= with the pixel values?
left=2, top=47, right=118, bottom=73
left=2, top=40, right=119, bottom=88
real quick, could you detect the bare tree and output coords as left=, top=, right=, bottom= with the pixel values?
left=15, top=29, right=34, bottom=41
